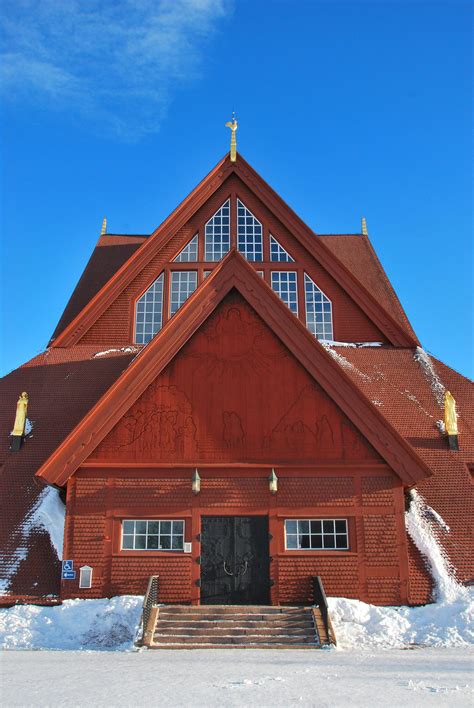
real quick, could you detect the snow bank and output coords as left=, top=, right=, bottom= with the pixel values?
left=329, top=589, right=473, bottom=650
left=0, top=596, right=143, bottom=651
left=330, top=489, right=473, bottom=650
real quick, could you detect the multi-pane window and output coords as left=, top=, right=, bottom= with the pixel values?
left=170, top=271, right=198, bottom=316
left=135, top=273, right=164, bottom=345
left=271, top=271, right=298, bottom=315
left=285, top=519, right=348, bottom=550
left=205, top=200, right=230, bottom=261
left=237, top=200, right=263, bottom=261
left=174, top=234, right=198, bottom=262
left=270, top=235, right=294, bottom=262
left=304, top=273, right=333, bottom=341
left=122, top=520, right=184, bottom=551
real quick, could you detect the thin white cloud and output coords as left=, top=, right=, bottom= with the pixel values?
left=0, top=0, right=231, bottom=140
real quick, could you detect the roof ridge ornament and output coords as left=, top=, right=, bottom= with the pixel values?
left=101, top=217, right=107, bottom=235
left=361, top=217, right=368, bottom=236
left=225, top=113, right=238, bottom=162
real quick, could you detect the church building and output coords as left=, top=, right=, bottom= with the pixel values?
left=1, top=127, right=473, bottom=611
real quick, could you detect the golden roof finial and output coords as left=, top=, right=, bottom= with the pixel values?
left=101, top=217, right=107, bottom=235
left=225, top=112, right=238, bottom=162
left=361, top=217, right=368, bottom=236
left=444, top=391, right=458, bottom=436
left=12, top=392, right=28, bottom=437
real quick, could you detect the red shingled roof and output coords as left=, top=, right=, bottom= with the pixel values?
left=0, top=347, right=136, bottom=603
left=324, top=344, right=474, bottom=585
left=51, top=234, right=148, bottom=342
left=319, top=234, right=417, bottom=342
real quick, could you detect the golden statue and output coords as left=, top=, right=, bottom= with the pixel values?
left=444, top=391, right=458, bottom=436
left=12, top=392, right=28, bottom=437
left=361, top=217, right=368, bottom=236
left=101, top=217, right=107, bottom=235
left=225, top=114, right=238, bottom=162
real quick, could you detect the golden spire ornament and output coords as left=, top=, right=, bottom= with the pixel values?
left=225, top=113, right=238, bottom=162
left=101, top=217, right=107, bottom=235
left=361, top=217, right=368, bottom=235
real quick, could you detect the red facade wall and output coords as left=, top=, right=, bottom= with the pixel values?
left=60, top=295, right=431, bottom=606
left=61, top=469, right=416, bottom=605
left=79, top=175, right=387, bottom=346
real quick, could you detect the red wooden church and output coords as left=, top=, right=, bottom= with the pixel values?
left=1, top=138, right=473, bottom=611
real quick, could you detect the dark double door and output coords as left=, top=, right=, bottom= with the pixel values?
left=200, top=516, right=270, bottom=605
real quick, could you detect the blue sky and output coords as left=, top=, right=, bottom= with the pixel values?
left=1, top=0, right=472, bottom=378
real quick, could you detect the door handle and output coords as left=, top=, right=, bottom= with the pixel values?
left=239, top=560, right=248, bottom=577
left=223, top=561, right=234, bottom=576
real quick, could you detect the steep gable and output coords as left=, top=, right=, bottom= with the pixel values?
left=91, top=292, right=381, bottom=464
left=36, top=251, right=431, bottom=487
left=51, top=155, right=418, bottom=349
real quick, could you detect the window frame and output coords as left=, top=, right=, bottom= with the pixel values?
left=169, top=270, right=198, bottom=317
left=236, top=199, right=263, bottom=262
left=134, top=272, right=165, bottom=345
left=304, top=273, right=334, bottom=341
left=121, top=519, right=185, bottom=552
left=284, top=518, right=349, bottom=551
left=204, top=199, right=231, bottom=262
left=270, top=270, right=299, bottom=315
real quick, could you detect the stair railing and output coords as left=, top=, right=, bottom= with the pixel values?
left=140, top=575, right=160, bottom=647
left=311, top=575, right=336, bottom=645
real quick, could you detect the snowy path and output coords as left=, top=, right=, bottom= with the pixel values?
left=1, top=647, right=473, bottom=707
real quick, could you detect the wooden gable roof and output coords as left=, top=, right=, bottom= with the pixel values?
left=50, top=154, right=418, bottom=349
left=37, top=250, right=431, bottom=488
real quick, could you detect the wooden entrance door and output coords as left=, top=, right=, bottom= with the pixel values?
left=200, top=516, right=270, bottom=605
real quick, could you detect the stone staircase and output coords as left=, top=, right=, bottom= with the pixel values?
left=147, top=605, right=329, bottom=649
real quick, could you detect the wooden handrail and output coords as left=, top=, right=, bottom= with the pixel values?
left=311, top=575, right=336, bottom=645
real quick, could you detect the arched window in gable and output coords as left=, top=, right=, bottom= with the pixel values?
left=135, top=273, right=164, bottom=345
left=304, top=273, right=333, bottom=341
left=205, top=200, right=230, bottom=261
left=237, top=200, right=263, bottom=261
left=174, top=234, right=198, bottom=262
left=270, top=235, right=294, bottom=262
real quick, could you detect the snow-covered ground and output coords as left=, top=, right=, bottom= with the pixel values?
left=1, top=646, right=473, bottom=707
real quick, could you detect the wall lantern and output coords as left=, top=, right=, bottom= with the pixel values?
left=192, top=469, right=201, bottom=495
left=268, top=468, right=278, bottom=494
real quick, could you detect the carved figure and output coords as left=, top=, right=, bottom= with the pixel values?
left=12, top=392, right=28, bottom=436
left=223, top=411, right=245, bottom=448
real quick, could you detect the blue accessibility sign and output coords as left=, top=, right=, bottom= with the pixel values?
left=62, top=560, right=76, bottom=580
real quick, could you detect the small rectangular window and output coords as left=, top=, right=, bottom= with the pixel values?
left=121, top=520, right=185, bottom=552
left=79, top=566, right=93, bottom=589
left=284, top=519, right=348, bottom=550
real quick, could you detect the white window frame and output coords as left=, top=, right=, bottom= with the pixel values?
left=304, top=273, right=333, bottom=341
left=237, top=199, right=263, bottom=261
left=271, top=271, right=298, bottom=315
left=174, top=234, right=198, bottom=262
left=121, top=520, right=185, bottom=552
left=284, top=519, right=349, bottom=550
left=79, top=565, right=93, bottom=589
left=134, top=272, right=164, bottom=345
left=205, top=200, right=230, bottom=261
left=169, top=271, right=198, bottom=316
left=269, top=235, right=294, bottom=262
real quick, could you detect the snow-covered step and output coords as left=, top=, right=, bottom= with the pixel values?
left=148, top=605, right=325, bottom=649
